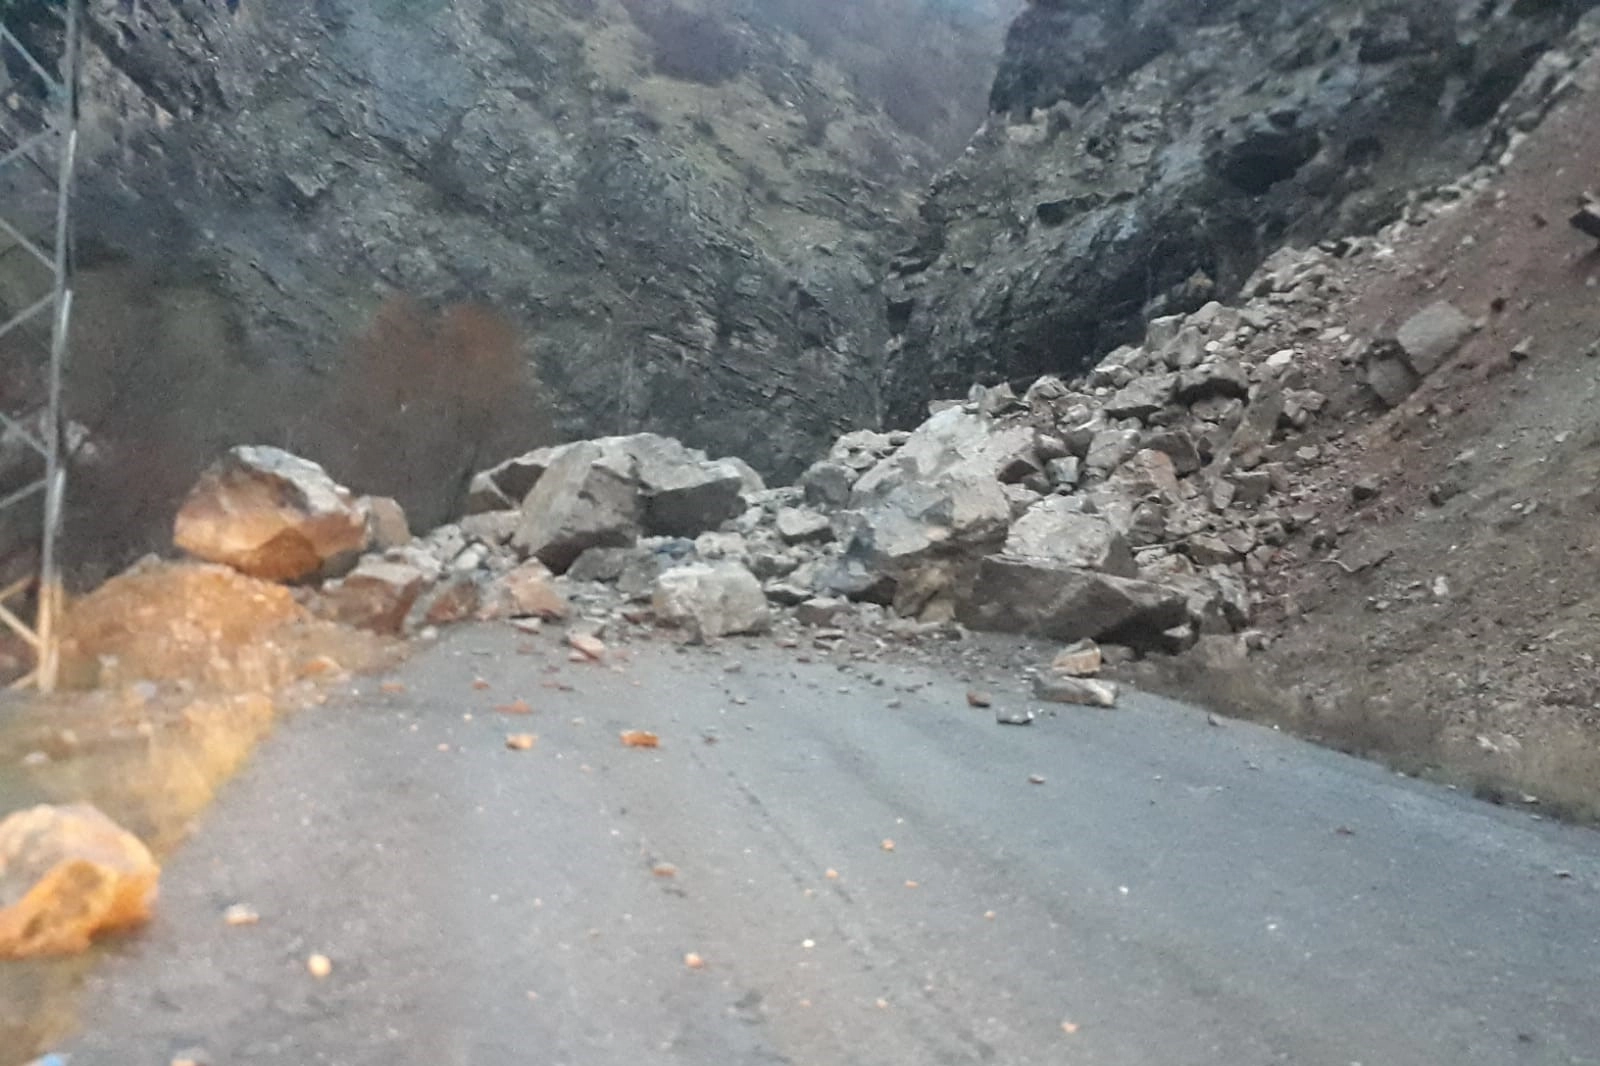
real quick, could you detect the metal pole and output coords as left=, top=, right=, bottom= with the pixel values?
left=35, top=0, right=79, bottom=693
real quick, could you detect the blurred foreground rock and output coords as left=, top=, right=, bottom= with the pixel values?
left=0, top=804, right=159, bottom=958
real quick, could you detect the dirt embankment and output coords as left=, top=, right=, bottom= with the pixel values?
left=0, top=561, right=399, bottom=1060
left=1135, top=47, right=1600, bottom=821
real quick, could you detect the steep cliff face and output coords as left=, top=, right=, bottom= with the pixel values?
left=0, top=0, right=1011, bottom=554
left=884, top=0, right=1599, bottom=424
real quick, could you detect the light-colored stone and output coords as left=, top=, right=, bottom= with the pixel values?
left=1050, top=639, right=1103, bottom=677
left=0, top=804, right=159, bottom=958
left=1004, top=497, right=1137, bottom=577
left=1045, top=456, right=1081, bottom=488
left=1184, top=533, right=1240, bottom=567
left=467, top=445, right=571, bottom=513
left=464, top=470, right=515, bottom=514
left=361, top=496, right=411, bottom=551
left=492, top=559, right=570, bottom=620
left=1032, top=674, right=1119, bottom=707
left=1396, top=301, right=1474, bottom=376
left=324, top=559, right=431, bottom=635
left=851, top=407, right=1037, bottom=502
left=409, top=572, right=482, bottom=628
left=653, top=563, right=771, bottom=641
left=1220, top=383, right=1284, bottom=468
left=174, top=446, right=367, bottom=582
left=1084, top=429, right=1143, bottom=474
left=566, top=546, right=632, bottom=583
left=693, top=531, right=750, bottom=561
left=841, top=472, right=1011, bottom=572
left=795, top=597, right=849, bottom=627
left=1108, top=450, right=1182, bottom=505
left=775, top=507, right=834, bottom=544
left=458, top=510, right=521, bottom=547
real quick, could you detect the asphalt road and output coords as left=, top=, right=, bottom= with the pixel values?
left=62, top=625, right=1600, bottom=1065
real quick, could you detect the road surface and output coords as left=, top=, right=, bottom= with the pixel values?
left=62, top=625, right=1600, bottom=1065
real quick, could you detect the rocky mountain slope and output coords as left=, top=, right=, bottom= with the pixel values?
left=0, top=0, right=1014, bottom=564
left=885, top=0, right=1600, bottom=423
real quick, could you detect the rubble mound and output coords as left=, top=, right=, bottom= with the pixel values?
left=58, top=559, right=388, bottom=692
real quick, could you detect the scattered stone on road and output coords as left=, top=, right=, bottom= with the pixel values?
left=1033, top=674, right=1120, bottom=708
left=567, top=633, right=607, bottom=661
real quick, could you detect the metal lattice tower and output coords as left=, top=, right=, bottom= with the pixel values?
left=0, top=0, right=79, bottom=692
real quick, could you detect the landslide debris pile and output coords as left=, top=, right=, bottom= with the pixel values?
left=158, top=238, right=1412, bottom=683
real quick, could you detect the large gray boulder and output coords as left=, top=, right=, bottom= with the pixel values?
left=1003, top=497, right=1137, bottom=577
left=645, top=457, right=748, bottom=538
left=840, top=472, right=1011, bottom=572
left=652, top=563, right=771, bottom=641
left=851, top=407, right=1039, bottom=502
left=466, top=445, right=571, bottom=513
left=174, top=446, right=368, bottom=582
left=960, top=555, right=1188, bottom=645
left=511, top=442, right=644, bottom=573
left=509, top=434, right=756, bottom=571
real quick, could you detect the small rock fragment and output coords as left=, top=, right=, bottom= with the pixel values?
left=1050, top=639, right=1102, bottom=677
left=995, top=708, right=1036, bottom=726
left=966, top=690, right=993, bottom=708
left=223, top=904, right=260, bottom=927
left=568, top=633, right=607, bottom=660
left=307, top=953, right=333, bottom=979
left=505, top=733, right=538, bottom=751
left=1571, top=202, right=1600, bottom=240
left=1032, top=674, right=1119, bottom=708
left=620, top=730, right=661, bottom=749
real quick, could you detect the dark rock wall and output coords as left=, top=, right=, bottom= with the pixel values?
left=885, top=0, right=1599, bottom=423
left=6, top=0, right=1006, bottom=558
